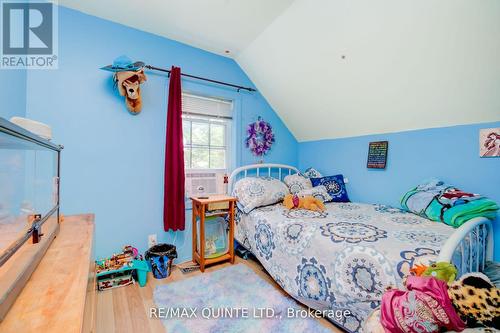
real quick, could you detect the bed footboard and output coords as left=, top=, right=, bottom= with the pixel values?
left=438, top=217, right=493, bottom=275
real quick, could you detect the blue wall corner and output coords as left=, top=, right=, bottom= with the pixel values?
left=298, top=121, right=500, bottom=260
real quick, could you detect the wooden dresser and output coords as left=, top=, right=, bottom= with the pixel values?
left=0, top=214, right=96, bottom=333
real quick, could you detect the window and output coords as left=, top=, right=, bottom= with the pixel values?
left=182, top=93, right=232, bottom=170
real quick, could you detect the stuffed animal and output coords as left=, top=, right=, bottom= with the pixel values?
left=102, top=56, right=147, bottom=114
left=448, top=272, right=500, bottom=329
left=283, top=194, right=325, bottom=212
left=408, top=262, right=457, bottom=285
left=421, top=262, right=457, bottom=284
left=114, top=69, right=147, bottom=114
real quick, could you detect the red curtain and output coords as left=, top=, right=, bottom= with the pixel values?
left=163, top=66, right=185, bottom=231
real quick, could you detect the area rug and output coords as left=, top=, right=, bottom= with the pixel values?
left=153, top=264, right=332, bottom=333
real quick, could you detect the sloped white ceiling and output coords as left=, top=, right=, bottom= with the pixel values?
left=237, top=0, right=500, bottom=141
left=58, top=0, right=294, bottom=56
left=61, top=0, right=500, bottom=141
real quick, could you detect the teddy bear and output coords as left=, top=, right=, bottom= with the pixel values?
left=283, top=194, right=325, bottom=212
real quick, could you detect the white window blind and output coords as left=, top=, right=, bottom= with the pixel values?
left=182, top=93, right=232, bottom=119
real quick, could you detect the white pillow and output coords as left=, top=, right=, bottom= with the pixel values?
left=232, top=177, right=289, bottom=213
left=302, top=167, right=323, bottom=179
left=284, top=173, right=312, bottom=195
left=297, top=185, right=332, bottom=203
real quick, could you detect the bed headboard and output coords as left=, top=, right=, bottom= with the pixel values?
left=228, top=163, right=299, bottom=194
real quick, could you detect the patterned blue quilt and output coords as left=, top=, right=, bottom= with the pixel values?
left=235, top=202, right=459, bottom=332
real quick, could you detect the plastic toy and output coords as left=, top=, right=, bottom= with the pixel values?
left=96, top=245, right=149, bottom=289
left=421, top=262, right=457, bottom=284
left=409, top=263, right=428, bottom=276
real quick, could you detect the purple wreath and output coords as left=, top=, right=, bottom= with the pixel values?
left=246, top=118, right=275, bottom=156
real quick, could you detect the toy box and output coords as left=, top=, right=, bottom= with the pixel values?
left=97, top=271, right=134, bottom=291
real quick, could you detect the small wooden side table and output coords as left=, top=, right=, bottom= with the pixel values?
left=190, top=195, right=236, bottom=272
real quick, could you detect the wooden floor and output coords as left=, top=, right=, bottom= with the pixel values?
left=96, top=257, right=343, bottom=333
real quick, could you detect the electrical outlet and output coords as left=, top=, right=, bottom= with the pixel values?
left=148, top=234, right=157, bottom=248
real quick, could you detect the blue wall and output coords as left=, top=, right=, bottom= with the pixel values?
left=299, top=121, right=500, bottom=260
left=25, top=7, right=297, bottom=260
left=0, top=70, right=26, bottom=119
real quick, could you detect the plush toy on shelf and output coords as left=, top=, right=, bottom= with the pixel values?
left=283, top=194, right=325, bottom=212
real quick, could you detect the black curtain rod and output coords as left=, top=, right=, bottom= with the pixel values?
left=144, top=65, right=256, bottom=92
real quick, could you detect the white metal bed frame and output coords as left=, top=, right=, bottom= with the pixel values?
left=229, top=163, right=494, bottom=274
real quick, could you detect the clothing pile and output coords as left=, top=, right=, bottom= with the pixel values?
left=401, top=179, right=499, bottom=227
left=363, top=262, right=500, bottom=333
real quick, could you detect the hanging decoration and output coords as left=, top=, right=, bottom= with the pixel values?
left=101, top=55, right=147, bottom=115
left=246, top=117, right=275, bottom=157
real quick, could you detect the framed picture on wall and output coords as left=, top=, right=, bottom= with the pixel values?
left=479, top=128, right=500, bottom=157
left=367, top=141, right=388, bottom=169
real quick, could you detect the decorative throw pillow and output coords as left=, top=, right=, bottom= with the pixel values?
left=297, top=185, right=332, bottom=203
left=302, top=167, right=323, bottom=179
left=283, top=173, right=312, bottom=195
left=311, top=175, right=349, bottom=202
left=232, top=177, right=289, bottom=214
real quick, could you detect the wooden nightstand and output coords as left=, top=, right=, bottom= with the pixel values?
left=190, top=195, right=236, bottom=272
